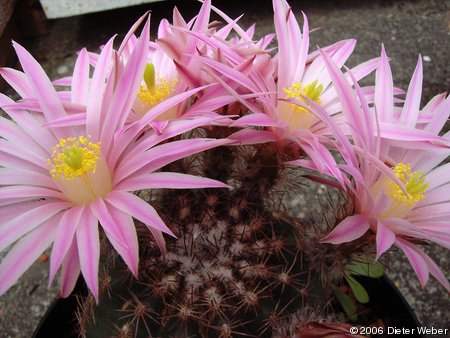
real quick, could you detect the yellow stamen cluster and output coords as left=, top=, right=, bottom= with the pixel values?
left=138, top=79, right=178, bottom=108
left=138, top=63, right=178, bottom=109
left=49, top=136, right=100, bottom=180
left=388, top=163, right=428, bottom=206
left=278, top=80, right=323, bottom=130
left=283, top=80, right=323, bottom=110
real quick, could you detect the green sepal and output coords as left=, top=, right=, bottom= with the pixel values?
left=333, top=286, right=358, bottom=321
left=346, top=260, right=384, bottom=278
left=345, top=274, right=369, bottom=304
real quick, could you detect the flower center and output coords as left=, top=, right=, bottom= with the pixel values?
left=48, top=136, right=112, bottom=205
left=387, top=163, right=427, bottom=206
left=371, top=162, right=428, bottom=219
left=279, top=80, right=323, bottom=130
left=135, top=63, right=178, bottom=119
left=284, top=80, right=323, bottom=104
left=50, top=136, right=100, bottom=180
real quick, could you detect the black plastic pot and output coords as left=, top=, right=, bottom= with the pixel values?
left=32, top=280, right=87, bottom=338
left=353, top=276, right=423, bottom=336
left=33, top=276, right=422, bottom=338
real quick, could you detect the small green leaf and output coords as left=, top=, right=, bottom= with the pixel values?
left=346, top=260, right=384, bottom=278
left=345, top=274, right=370, bottom=304
left=143, top=63, right=155, bottom=92
left=333, top=286, right=358, bottom=321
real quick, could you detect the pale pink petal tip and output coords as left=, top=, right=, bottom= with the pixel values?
left=320, top=215, right=371, bottom=244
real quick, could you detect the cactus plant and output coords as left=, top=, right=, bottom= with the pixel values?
left=75, top=139, right=376, bottom=337
left=0, top=0, right=448, bottom=337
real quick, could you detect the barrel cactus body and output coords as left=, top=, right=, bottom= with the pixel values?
left=76, top=142, right=372, bottom=338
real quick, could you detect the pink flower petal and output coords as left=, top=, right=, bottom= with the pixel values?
left=309, top=39, right=356, bottom=88
left=425, top=162, right=450, bottom=190
left=395, top=238, right=429, bottom=288
left=90, top=198, right=127, bottom=248
left=148, top=228, right=167, bottom=258
left=273, top=0, right=293, bottom=89
left=232, top=113, right=278, bottom=127
left=0, top=138, right=48, bottom=169
left=185, top=94, right=236, bottom=117
left=319, top=47, right=372, bottom=151
left=192, top=0, right=211, bottom=32
left=173, top=59, right=201, bottom=88
left=374, top=44, right=394, bottom=123
left=293, top=12, right=309, bottom=81
left=109, top=116, right=221, bottom=168
left=299, top=96, right=357, bottom=167
left=60, top=237, right=81, bottom=298
left=321, top=214, right=371, bottom=244
left=49, top=206, right=84, bottom=285
left=71, top=48, right=90, bottom=104
left=43, top=113, right=87, bottom=128
left=116, top=172, right=229, bottom=191
left=118, top=11, right=150, bottom=55
left=417, top=184, right=450, bottom=208
left=0, top=217, right=56, bottom=295
left=85, top=36, right=115, bottom=141
left=0, top=119, right=50, bottom=165
left=0, top=201, right=43, bottom=224
left=293, top=132, right=345, bottom=186
left=76, top=208, right=100, bottom=302
left=0, top=186, right=65, bottom=204
left=0, top=93, right=57, bottom=152
left=149, top=120, right=169, bottom=135
left=228, top=129, right=278, bottom=145
left=203, top=70, right=264, bottom=114
left=104, top=203, right=139, bottom=277
left=216, top=14, right=245, bottom=41
left=101, top=17, right=150, bottom=153
left=375, top=220, right=396, bottom=259
left=351, top=145, right=408, bottom=196
left=420, top=251, right=450, bottom=292
left=12, top=42, right=68, bottom=138
left=195, top=55, right=259, bottom=92
left=106, top=191, right=174, bottom=237
left=379, top=122, right=450, bottom=149
left=174, top=27, right=241, bottom=64
left=419, top=229, right=450, bottom=250
left=114, top=138, right=232, bottom=185
left=408, top=203, right=450, bottom=222
left=423, top=95, right=450, bottom=135
left=0, top=153, right=47, bottom=177
left=210, top=3, right=252, bottom=43
left=53, top=76, right=72, bottom=86
left=0, top=201, right=69, bottom=252
left=7, top=98, right=86, bottom=115
left=0, top=67, right=33, bottom=98
left=399, top=55, right=422, bottom=127
left=344, top=67, right=378, bottom=155
left=134, top=85, right=212, bottom=133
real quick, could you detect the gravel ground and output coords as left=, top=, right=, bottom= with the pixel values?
left=0, top=0, right=448, bottom=337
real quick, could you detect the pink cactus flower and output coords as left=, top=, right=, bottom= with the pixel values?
left=320, top=45, right=450, bottom=291
left=197, top=0, right=378, bottom=186
left=0, top=21, right=231, bottom=301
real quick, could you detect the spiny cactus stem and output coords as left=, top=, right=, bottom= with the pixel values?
left=243, top=144, right=282, bottom=186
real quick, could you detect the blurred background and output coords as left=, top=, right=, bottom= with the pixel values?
left=0, top=0, right=448, bottom=337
